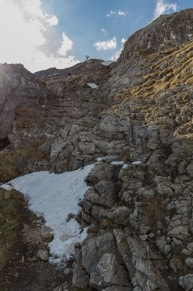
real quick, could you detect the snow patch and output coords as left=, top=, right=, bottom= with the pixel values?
left=96, top=157, right=103, bottom=162
left=122, top=164, right=129, bottom=169
left=111, top=160, right=124, bottom=166
left=87, top=83, right=98, bottom=89
left=101, top=60, right=114, bottom=66
left=2, top=164, right=94, bottom=265
left=132, top=160, right=142, bottom=165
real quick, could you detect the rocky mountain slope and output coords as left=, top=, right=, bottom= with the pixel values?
left=1, top=7, right=193, bottom=290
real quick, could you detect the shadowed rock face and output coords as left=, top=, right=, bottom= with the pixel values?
left=2, top=8, right=193, bottom=290
left=0, top=64, right=47, bottom=139
left=0, top=137, right=10, bottom=150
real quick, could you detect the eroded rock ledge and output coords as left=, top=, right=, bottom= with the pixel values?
left=72, top=158, right=193, bottom=290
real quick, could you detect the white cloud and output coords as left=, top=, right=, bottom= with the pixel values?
left=0, top=0, right=79, bottom=72
left=22, top=0, right=59, bottom=26
left=106, top=10, right=116, bottom=17
left=30, top=52, right=78, bottom=72
left=110, top=48, right=122, bottom=61
left=100, top=28, right=108, bottom=36
left=94, top=37, right=117, bottom=51
left=57, top=32, right=73, bottom=56
left=106, top=10, right=127, bottom=17
left=101, top=28, right=106, bottom=34
left=153, top=0, right=178, bottom=19
left=121, top=38, right=127, bottom=45
left=117, top=10, right=127, bottom=16
left=135, top=16, right=140, bottom=24
left=111, top=38, right=126, bottom=61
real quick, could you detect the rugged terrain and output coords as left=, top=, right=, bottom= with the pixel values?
left=1, top=8, right=193, bottom=290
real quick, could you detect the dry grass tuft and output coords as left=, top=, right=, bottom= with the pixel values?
left=0, top=139, right=48, bottom=183
left=15, top=106, right=47, bottom=130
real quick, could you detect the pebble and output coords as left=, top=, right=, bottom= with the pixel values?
left=64, top=268, right=72, bottom=276
left=37, top=249, right=49, bottom=261
left=185, top=257, right=193, bottom=269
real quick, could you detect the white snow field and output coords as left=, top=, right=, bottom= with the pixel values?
left=2, top=164, right=94, bottom=265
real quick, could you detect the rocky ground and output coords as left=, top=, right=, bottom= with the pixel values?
left=1, top=8, right=193, bottom=291
left=0, top=188, right=73, bottom=291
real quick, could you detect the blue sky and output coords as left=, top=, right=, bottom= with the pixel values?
left=0, top=0, right=191, bottom=72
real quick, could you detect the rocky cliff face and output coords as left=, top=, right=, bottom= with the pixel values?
left=1, top=8, right=193, bottom=290
left=0, top=63, right=47, bottom=140
left=119, top=8, right=193, bottom=62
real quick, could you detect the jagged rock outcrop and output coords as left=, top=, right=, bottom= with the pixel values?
left=0, top=63, right=47, bottom=140
left=2, top=7, right=193, bottom=291
left=119, top=8, right=193, bottom=62
left=73, top=161, right=173, bottom=290
left=0, top=58, right=133, bottom=182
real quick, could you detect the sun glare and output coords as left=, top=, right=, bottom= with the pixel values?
left=0, top=0, right=78, bottom=72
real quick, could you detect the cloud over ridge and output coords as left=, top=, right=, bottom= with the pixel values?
left=153, top=0, right=177, bottom=19
left=0, top=0, right=79, bottom=72
left=94, top=37, right=117, bottom=51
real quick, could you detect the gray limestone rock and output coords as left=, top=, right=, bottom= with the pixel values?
left=40, top=225, right=54, bottom=242
left=99, top=115, right=131, bottom=135
left=187, top=242, right=193, bottom=252
left=86, top=163, right=115, bottom=185
left=168, top=226, right=189, bottom=240
left=84, top=182, right=115, bottom=215
left=179, top=274, right=193, bottom=290
left=186, top=162, right=193, bottom=177
left=102, top=287, right=132, bottom=291
left=37, top=249, right=49, bottom=261
left=79, top=141, right=96, bottom=154
left=91, top=205, right=108, bottom=221
left=185, top=258, right=193, bottom=269
left=156, top=236, right=171, bottom=257
left=127, top=236, right=169, bottom=290
left=156, top=182, right=174, bottom=197
left=147, top=124, right=160, bottom=150
left=81, top=232, right=116, bottom=274
left=182, top=249, right=192, bottom=256
left=90, top=253, right=130, bottom=288
left=72, top=263, right=89, bottom=289
left=106, top=206, right=131, bottom=226
left=113, top=229, right=169, bottom=290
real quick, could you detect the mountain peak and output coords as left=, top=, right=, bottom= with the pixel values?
left=119, top=8, right=193, bottom=63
